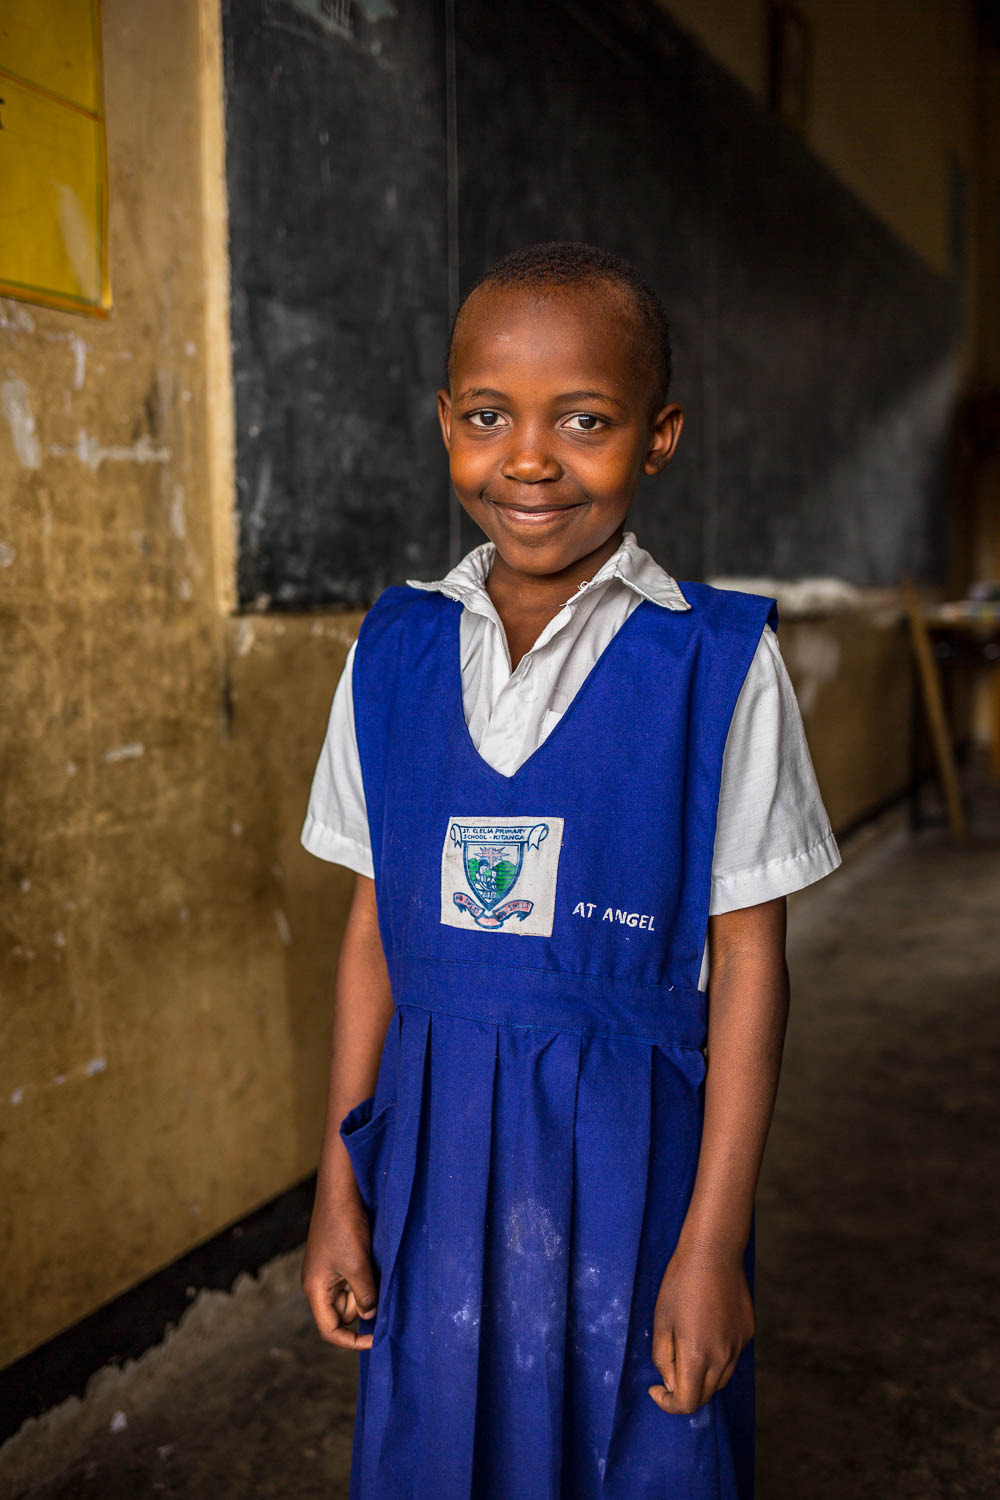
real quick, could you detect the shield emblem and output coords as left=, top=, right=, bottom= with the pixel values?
left=444, top=820, right=559, bottom=933
left=464, top=840, right=523, bottom=910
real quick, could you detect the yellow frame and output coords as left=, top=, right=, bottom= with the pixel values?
left=0, top=0, right=110, bottom=317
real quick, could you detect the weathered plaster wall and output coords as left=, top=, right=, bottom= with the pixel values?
left=781, top=612, right=913, bottom=833
left=0, top=0, right=359, bottom=1367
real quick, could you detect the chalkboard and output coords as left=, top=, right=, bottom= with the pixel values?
left=454, top=0, right=959, bottom=584
left=223, top=0, right=451, bottom=608
left=223, top=0, right=960, bottom=607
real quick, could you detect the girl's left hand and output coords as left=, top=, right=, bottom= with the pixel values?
left=648, top=1243, right=754, bottom=1415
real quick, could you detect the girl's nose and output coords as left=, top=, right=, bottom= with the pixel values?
left=501, top=435, right=563, bottom=483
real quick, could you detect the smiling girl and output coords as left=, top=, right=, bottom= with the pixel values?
left=300, top=242, right=840, bottom=1499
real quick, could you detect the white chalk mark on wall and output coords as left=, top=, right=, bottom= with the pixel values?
left=7, top=1057, right=109, bottom=1108
left=102, top=742, right=145, bottom=763
left=1, top=377, right=42, bottom=468
left=233, top=619, right=256, bottom=657
left=71, top=335, right=87, bottom=391
left=274, top=909, right=292, bottom=946
left=0, top=541, right=16, bottom=567
left=0, top=298, right=36, bottom=332
left=47, top=430, right=170, bottom=470
left=170, top=486, right=187, bottom=538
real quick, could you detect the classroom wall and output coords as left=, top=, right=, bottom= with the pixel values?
left=662, top=0, right=979, bottom=293
left=0, top=0, right=353, bottom=1367
left=0, top=0, right=991, bottom=1373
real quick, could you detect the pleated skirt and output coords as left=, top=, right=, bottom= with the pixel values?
left=340, top=1001, right=754, bottom=1500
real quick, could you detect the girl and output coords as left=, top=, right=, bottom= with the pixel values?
left=300, top=242, right=840, bottom=1498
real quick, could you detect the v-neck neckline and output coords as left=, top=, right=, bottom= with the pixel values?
left=446, top=594, right=656, bottom=786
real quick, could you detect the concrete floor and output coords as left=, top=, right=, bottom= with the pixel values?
left=5, top=795, right=999, bottom=1499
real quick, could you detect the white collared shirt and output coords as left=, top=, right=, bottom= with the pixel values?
left=301, top=533, right=840, bottom=986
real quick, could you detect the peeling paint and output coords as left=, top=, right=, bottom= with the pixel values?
left=85, top=1057, right=108, bottom=1077
left=178, top=577, right=192, bottom=601
left=2, top=377, right=42, bottom=468
left=0, top=298, right=36, bottom=332
left=273, top=909, right=292, bottom=946
left=47, top=430, right=170, bottom=470
left=0, top=540, right=16, bottom=567
left=233, top=619, right=256, bottom=656
left=71, top=335, right=87, bottom=391
left=102, top=743, right=145, bottom=763
left=169, top=486, right=187, bottom=538
left=10, top=1088, right=24, bottom=1106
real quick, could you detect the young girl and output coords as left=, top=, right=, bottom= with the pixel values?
left=300, top=242, right=840, bottom=1499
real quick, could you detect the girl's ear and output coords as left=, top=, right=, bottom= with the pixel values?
left=643, top=402, right=684, bottom=475
left=437, top=389, right=453, bottom=451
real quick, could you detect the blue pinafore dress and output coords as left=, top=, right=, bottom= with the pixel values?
left=339, top=580, right=776, bottom=1499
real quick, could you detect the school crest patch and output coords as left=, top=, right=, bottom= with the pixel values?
left=441, top=816, right=564, bottom=936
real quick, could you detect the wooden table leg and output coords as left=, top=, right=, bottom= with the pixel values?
left=902, top=579, right=967, bottom=840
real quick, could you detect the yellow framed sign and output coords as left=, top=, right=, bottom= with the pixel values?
left=0, top=0, right=110, bottom=316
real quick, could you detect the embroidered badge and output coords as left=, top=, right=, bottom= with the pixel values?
left=441, top=817, right=564, bottom=936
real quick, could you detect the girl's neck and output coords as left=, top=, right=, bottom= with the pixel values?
left=485, top=528, right=626, bottom=671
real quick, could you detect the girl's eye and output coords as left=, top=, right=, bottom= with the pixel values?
left=467, top=410, right=506, bottom=429
left=563, top=413, right=606, bottom=432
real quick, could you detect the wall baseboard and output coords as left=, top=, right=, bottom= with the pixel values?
left=0, top=1175, right=316, bottom=1445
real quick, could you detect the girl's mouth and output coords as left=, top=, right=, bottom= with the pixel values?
left=484, top=498, right=584, bottom=527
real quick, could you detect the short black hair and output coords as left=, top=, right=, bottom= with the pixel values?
left=447, top=241, right=672, bottom=406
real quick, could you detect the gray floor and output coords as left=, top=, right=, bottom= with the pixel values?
left=7, top=789, right=999, bottom=1499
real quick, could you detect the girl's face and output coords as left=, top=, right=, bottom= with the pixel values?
left=438, top=282, right=683, bottom=582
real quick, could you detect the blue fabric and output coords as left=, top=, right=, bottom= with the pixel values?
left=342, top=582, right=776, bottom=1499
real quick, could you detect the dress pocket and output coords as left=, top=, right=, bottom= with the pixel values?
left=339, top=1095, right=396, bottom=1217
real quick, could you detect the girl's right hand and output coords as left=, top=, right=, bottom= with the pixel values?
left=301, top=1184, right=379, bottom=1350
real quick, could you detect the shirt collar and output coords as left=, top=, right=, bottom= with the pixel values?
left=405, top=531, right=690, bottom=613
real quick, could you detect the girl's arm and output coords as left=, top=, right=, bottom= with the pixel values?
left=649, top=894, right=790, bottom=1414
left=302, top=873, right=395, bottom=1350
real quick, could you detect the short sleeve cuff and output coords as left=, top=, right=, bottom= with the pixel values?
left=709, top=827, right=842, bottom=915
left=300, top=814, right=375, bottom=878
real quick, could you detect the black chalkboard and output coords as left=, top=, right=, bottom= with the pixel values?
left=223, top=0, right=959, bottom=607
left=454, top=0, right=959, bottom=584
left=223, top=0, right=451, bottom=608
